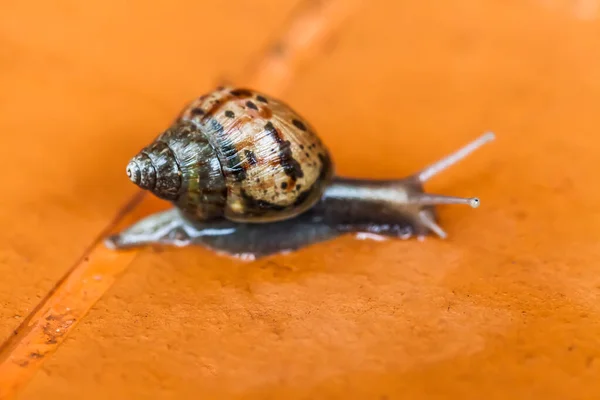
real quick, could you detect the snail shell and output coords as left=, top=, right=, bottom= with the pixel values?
left=126, top=86, right=334, bottom=224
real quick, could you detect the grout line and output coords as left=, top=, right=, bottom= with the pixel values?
left=0, top=191, right=147, bottom=399
left=241, top=0, right=363, bottom=93
left=0, top=190, right=147, bottom=361
left=0, top=0, right=362, bottom=398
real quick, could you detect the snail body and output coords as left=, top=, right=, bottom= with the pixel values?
left=107, top=86, right=494, bottom=259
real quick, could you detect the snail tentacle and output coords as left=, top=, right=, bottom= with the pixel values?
left=315, top=132, right=495, bottom=239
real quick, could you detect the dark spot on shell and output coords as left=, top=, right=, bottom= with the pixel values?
left=225, top=110, right=235, bottom=118
left=318, top=153, right=332, bottom=180
left=255, top=178, right=260, bottom=183
left=281, top=182, right=288, bottom=189
left=293, top=188, right=312, bottom=207
left=305, top=152, right=310, bottom=158
left=300, top=144, right=305, bottom=149
left=231, top=89, right=253, bottom=97
left=281, top=147, right=304, bottom=180
left=292, top=119, right=307, bottom=131
left=296, top=184, right=302, bottom=190
left=256, top=95, right=268, bottom=103
left=265, top=121, right=278, bottom=135
left=201, top=98, right=228, bottom=120
left=224, top=151, right=247, bottom=182
left=215, top=119, right=247, bottom=183
left=240, top=189, right=287, bottom=215
left=245, top=149, right=258, bottom=166
left=259, top=106, right=273, bottom=119
left=191, top=108, right=205, bottom=116
left=246, top=101, right=258, bottom=110
left=264, top=121, right=304, bottom=182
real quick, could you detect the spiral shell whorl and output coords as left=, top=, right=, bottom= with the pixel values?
left=127, top=140, right=182, bottom=201
left=127, top=153, right=156, bottom=191
left=127, top=120, right=228, bottom=222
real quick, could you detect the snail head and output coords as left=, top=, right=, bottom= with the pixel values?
left=126, top=139, right=182, bottom=201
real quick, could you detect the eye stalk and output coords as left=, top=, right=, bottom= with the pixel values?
left=320, top=132, right=496, bottom=239
left=416, top=132, right=496, bottom=184
left=406, top=131, right=495, bottom=211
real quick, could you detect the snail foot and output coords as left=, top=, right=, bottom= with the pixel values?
left=105, top=208, right=341, bottom=260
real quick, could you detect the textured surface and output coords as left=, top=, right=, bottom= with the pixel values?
left=0, top=0, right=300, bottom=345
left=3, top=0, right=600, bottom=399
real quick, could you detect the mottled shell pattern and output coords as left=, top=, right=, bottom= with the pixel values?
left=126, top=86, right=334, bottom=224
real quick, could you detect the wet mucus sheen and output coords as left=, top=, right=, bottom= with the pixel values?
left=143, top=86, right=334, bottom=224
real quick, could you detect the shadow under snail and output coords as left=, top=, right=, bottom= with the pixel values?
left=105, top=86, right=495, bottom=260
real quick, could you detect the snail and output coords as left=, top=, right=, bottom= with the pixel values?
left=105, top=86, right=494, bottom=260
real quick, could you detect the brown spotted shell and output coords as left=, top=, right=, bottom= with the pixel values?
left=126, top=86, right=334, bottom=224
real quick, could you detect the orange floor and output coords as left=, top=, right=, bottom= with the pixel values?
left=1, top=0, right=600, bottom=399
